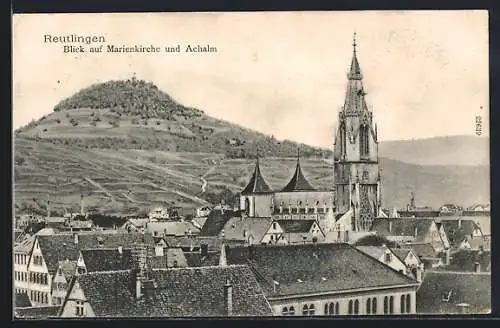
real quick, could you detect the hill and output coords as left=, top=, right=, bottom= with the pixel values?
left=14, top=77, right=329, bottom=159
left=13, top=78, right=490, bottom=215
left=379, top=136, right=489, bottom=166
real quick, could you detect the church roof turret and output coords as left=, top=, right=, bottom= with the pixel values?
left=281, top=149, right=316, bottom=192
left=241, top=156, right=273, bottom=195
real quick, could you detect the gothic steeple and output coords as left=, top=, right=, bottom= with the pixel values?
left=241, top=155, right=273, bottom=195
left=281, top=149, right=315, bottom=192
left=344, top=32, right=368, bottom=114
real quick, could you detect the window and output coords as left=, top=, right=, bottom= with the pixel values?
left=366, top=298, right=371, bottom=314
left=383, top=296, right=388, bottom=314
left=406, top=294, right=411, bottom=313
left=385, top=253, right=392, bottom=262
left=309, top=304, right=315, bottom=315
left=324, top=302, right=338, bottom=315
left=75, top=300, right=85, bottom=316
left=273, top=222, right=277, bottom=230
left=360, top=124, right=369, bottom=158
left=400, top=295, right=406, bottom=314
left=282, top=306, right=295, bottom=316
left=389, top=296, right=394, bottom=314
left=302, top=304, right=315, bottom=316
left=335, top=302, right=339, bottom=315
left=354, top=300, right=359, bottom=314
left=348, top=300, right=353, bottom=314
left=372, top=298, right=377, bottom=314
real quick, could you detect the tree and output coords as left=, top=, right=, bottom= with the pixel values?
left=353, top=234, right=396, bottom=248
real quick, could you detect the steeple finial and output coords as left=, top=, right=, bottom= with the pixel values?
left=353, top=32, right=357, bottom=54
left=297, top=147, right=300, bottom=160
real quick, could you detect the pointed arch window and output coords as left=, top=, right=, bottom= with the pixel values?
left=360, top=124, right=370, bottom=159
left=340, top=124, right=347, bottom=156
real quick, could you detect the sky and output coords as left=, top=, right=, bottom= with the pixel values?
left=13, top=11, right=489, bottom=147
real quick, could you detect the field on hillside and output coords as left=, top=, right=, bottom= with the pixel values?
left=14, top=137, right=490, bottom=216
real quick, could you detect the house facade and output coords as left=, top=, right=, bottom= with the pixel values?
left=356, top=245, right=409, bottom=275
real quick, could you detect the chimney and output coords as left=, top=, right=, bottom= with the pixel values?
left=474, top=262, right=481, bottom=273
left=389, top=220, right=393, bottom=233
left=136, top=278, right=142, bottom=299
left=80, top=194, right=85, bottom=216
left=73, top=233, right=79, bottom=245
left=479, top=245, right=484, bottom=253
left=279, top=204, right=283, bottom=214
left=243, top=229, right=247, bottom=239
left=47, top=199, right=51, bottom=219
left=118, top=246, right=123, bottom=254
left=305, top=202, right=309, bottom=213
left=458, top=220, right=462, bottom=228
left=323, top=202, right=327, bottom=213
left=132, top=243, right=149, bottom=299
left=219, top=244, right=227, bottom=267
left=224, top=279, right=233, bottom=316
left=288, top=203, right=292, bottom=214
left=414, top=227, right=418, bottom=238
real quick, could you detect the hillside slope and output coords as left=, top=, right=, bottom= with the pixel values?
left=14, top=137, right=489, bottom=216
left=15, top=78, right=329, bottom=159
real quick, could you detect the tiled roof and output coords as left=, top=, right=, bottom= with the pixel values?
left=36, top=232, right=151, bottom=275
left=225, top=243, right=417, bottom=298
left=14, top=234, right=36, bottom=254
left=241, top=158, right=273, bottom=195
left=400, top=243, right=437, bottom=259
left=356, top=246, right=387, bottom=260
left=65, top=266, right=272, bottom=317
left=146, top=221, right=200, bottom=237
left=281, top=159, right=315, bottom=192
left=370, top=218, right=435, bottom=241
left=390, top=248, right=412, bottom=263
left=15, top=306, right=60, bottom=319
left=446, top=250, right=491, bottom=272
left=398, top=211, right=440, bottom=218
left=222, top=217, right=272, bottom=242
left=199, top=210, right=239, bottom=237
left=276, top=220, right=315, bottom=233
left=417, top=271, right=491, bottom=314
left=15, top=292, right=32, bottom=308
left=438, top=219, right=482, bottom=247
left=81, top=248, right=134, bottom=272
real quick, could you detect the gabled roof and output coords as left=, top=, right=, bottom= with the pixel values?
left=439, top=219, right=482, bottom=248
left=35, top=232, right=151, bottom=275
left=15, top=292, right=32, bottom=308
left=63, top=266, right=272, bottom=317
left=146, top=221, right=200, bottom=237
left=390, top=248, right=412, bottom=263
left=275, top=219, right=316, bottom=233
left=222, top=217, right=272, bottom=242
left=241, top=158, right=273, bottom=195
left=281, top=158, right=315, bottom=192
left=199, top=210, right=239, bottom=237
left=417, top=271, right=491, bottom=314
left=14, top=234, right=36, bottom=254
left=400, top=243, right=438, bottom=259
left=81, top=248, right=134, bottom=272
left=225, top=243, right=417, bottom=298
left=356, top=246, right=388, bottom=260
left=370, top=218, right=435, bottom=241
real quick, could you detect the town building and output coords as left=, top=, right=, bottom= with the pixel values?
left=356, top=245, right=410, bottom=276
left=225, top=243, right=419, bottom=316
left=13, top=231, right=151, bottom=307
left=58, top=254, right=273, bottom=317
left=390, top=247, right=424, bottom=282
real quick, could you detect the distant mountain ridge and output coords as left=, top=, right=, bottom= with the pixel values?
left=13, top=78, right=490, bottom=215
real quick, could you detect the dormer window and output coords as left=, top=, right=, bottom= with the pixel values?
left=385, top=253, right=392, bottom=262
left=75, top=300, right=85, bottom=316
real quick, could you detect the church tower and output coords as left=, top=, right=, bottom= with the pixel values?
left=333, top=34, right=382, bottom=232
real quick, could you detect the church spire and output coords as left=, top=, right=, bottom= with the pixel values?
left=241, top=152, right=273, bottom=195
left=348, top=32, right=362, bottom=79
left=281, top=148, right=315, bottom=192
